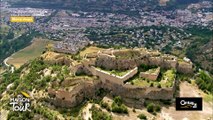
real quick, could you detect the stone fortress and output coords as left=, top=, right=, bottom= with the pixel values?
left=47, top=48, right=193, bottom=108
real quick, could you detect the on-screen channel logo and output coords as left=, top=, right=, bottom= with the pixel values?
left=176, top=97, right=202, bottom=111
left=9, top=91, right=31, bottom=112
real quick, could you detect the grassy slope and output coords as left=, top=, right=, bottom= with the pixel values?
left=7, top=38, right=53, bottom=68
left=79, top=46, right=103, bottom=57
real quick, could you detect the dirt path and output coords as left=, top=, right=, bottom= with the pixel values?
left=160, top=81, right=213, bottom=120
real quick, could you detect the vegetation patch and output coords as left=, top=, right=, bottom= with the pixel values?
left=111, top=96, right=128, bottom=114
left=96, top=67, right=130, bottom=77
left=145, top=102, right=161, bottom=115
left=79, top=46, right=104, bottom=57
left=160, top=69, right=176, bottom=87
left=114, top=50, right=141, bottom=59
left=129, top=68, right=175, bottom=88
left=0, top=31, right=43, bottom=63
left=195, top=70, right=213, bottom=94
left=137, top=113, right=147, bottom=120
left=100, top=101, right=111, bottom=112
left=7, top=38, right=52, bottom=68
left=90, top=105, right=112, bottom=120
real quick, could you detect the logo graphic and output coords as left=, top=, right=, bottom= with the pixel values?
left=9, top=92, right=31, bottom=112
left=10, top=16, right=34, bottom=23
left=176, top=97, right=202, bottom=111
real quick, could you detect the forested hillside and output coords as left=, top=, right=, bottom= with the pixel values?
left=0, top=31, right=42, bottom=64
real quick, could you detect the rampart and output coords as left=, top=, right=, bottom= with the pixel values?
left=48, top=80, right=102, bottom=108
left=48, top=48, right=184, bottom=108
left=177, top=61, right=193, bottom=74
left=95, top=50, right=192, bottom=74
left=89, top=66, right=138, bottom=83
left=140, top=67, right=160, bottom=80
left=87, top=65, right=176, bottom=102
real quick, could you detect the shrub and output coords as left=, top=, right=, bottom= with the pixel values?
left=146, top=102, right=161, bottom=114
left=120, top=104, right=128, bottom=113
left=153, top=112, right=157, bottom=116
left=133, top=108, right=136, bottom=112
left=114, top=96, right=123, bottom=106
left=160, top=100, right=172, bottom=105
left=91, top=105, right=112, bottom=120
left=146, top=103, right=154, bottom=113
left=150, top=83, right=154, bottom=87
left=144, top=101, right=150, bottom=107
left=155, top=105, right=161, bottom=112
left=157, top=84, right=161, bottom=88
left=111, top=101, right=128, bottom=114
left=100, top=101, right=111, bottom=111
left=137, top=113, right=147, bottom=120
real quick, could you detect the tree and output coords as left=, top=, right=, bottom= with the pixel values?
left=147, top=103, right=154, bottom=113
left=155, top=105, right=161, bottom=112
left=114, top=96, right=123, bottom=106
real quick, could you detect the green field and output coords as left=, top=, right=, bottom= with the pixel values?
left=7, top=38, right=53, bottom=68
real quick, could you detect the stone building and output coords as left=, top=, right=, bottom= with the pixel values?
left=48, top=48, right=191, bottom=108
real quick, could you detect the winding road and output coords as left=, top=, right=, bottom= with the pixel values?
left=3, top=57, right=14, bottom=73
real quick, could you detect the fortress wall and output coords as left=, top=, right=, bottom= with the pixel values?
left=76, top=65, right=93, bottom=75
left=50, top=80, right=102, bottom=108
left=102, top=78, right=175, bottom=100
left=148, top=57, right=163, bottom=66
left=95, top=54, right=117, bottom=70
left=177, top=62, right=193, bottom=74
left=54, top=48, right=77, bottom=54
left=123, top=85, right=174, bottom=100
left=96, top=55, right=139, bottom=70
left=140, top=73, right=158, bottom=80
left=135, top=56, right=150, bottom=66
left=89, top=66, right=138, bottom=83
left=50, top=74, right=176, bottom=108
left=70, top=64, right=83, bottom=74
left=116, top=59, right=137, bottom=70
left=120, top=67, right=138, bottom=82
left=162, top=60, right=178, bottom=69
left=89, top=66, right=124, bottom=84
left=82, top=59, right=96, bottom=66
left=61, top=78, right=84, bottom=87
left=43, top=57, right=72, bottom=66
left=96, top=54, right=179, bottom=71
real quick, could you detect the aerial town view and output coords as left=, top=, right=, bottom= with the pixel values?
left=0, top=0, right=212, bottom=120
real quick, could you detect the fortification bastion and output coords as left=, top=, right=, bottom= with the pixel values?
left=48, top=48, right=191, bottom=108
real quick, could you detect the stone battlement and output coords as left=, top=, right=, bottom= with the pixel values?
left=48, top=48, right=188, bottom=108
left=140, top=67, right=160, bottom=80
left=94, top=49, right=192, bottom=74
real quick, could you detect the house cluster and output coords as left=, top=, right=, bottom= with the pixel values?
left=53, top=33, right=90, bottom=54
